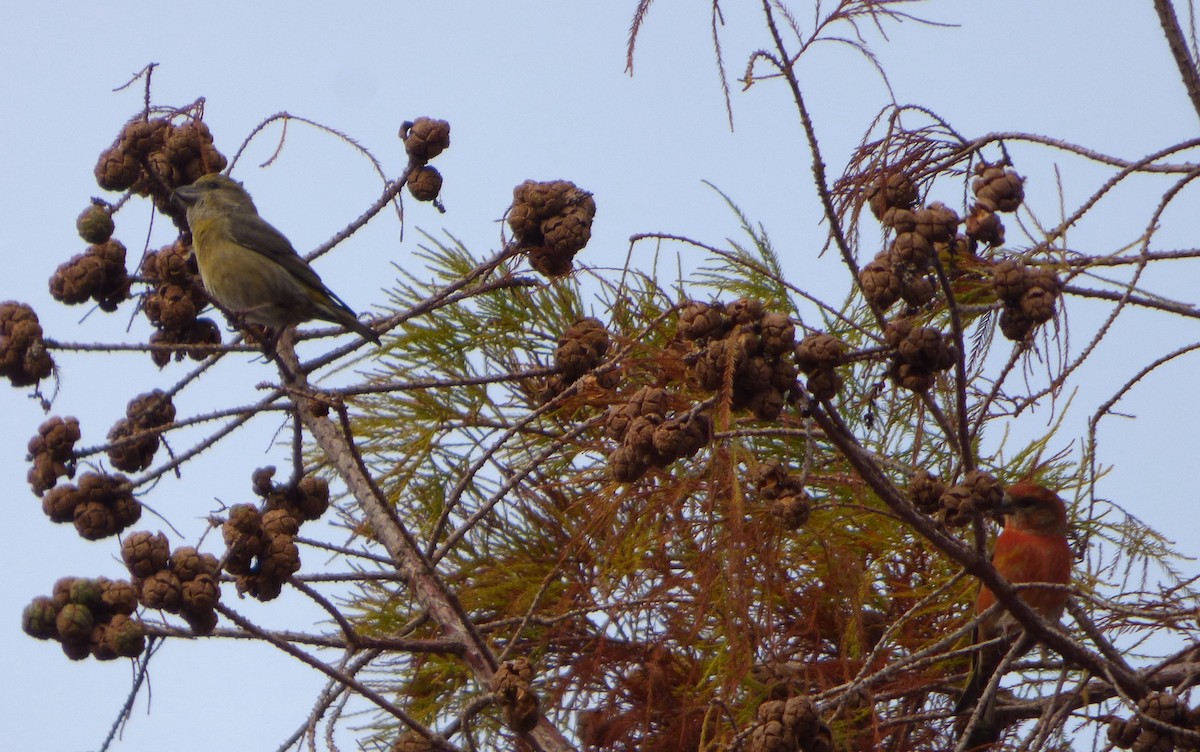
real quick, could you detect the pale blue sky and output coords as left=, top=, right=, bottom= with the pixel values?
left=2, top=2, right=1197, bottom=750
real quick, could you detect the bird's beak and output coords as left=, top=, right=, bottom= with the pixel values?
left=990, top=491, right=1015, bottom=521
left=171, top=184, right=201, bottom=207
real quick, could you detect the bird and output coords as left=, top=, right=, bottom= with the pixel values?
left=955, top=481, right=1072, bottom=749
left=171, top=173, right=380, bottom=347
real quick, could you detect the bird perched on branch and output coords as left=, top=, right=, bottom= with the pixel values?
left=172, top=173, right=380, bottom=347
left=955, top=481, right=1072, bottom=750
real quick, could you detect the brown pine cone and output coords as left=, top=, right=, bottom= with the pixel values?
left=888, top=232, right=934, bottom=268
left=524, top=244, right=574, bottom=277
left=865, top=170, right=918, bottom=223
left=999, top=304, right=1034, bottom=342
left=261, top=508, right=301, bottom=539
left=896, top=326, right=955, bottom=372
left=965, top=203, right=1005, bottom=246
left=181, top=573, right=221, bottom=612
left=56, top=603, right=95, bottom=644
left=23, top=596, right=60, bottom=640
left=937, top=485, right=976, bottom=526
left=42, top=485, right=82, bottom=523
left=1021, top=267, right=1062, bottom=324
left=795, top=333, right=845, bottom=373
left=73, top=501, right=118, bottom=540
left=104, top=613, right=147, bottom=658
left=972, top=165, right=1025, bottom=213
left=888, top=358, right=933, bottom=393
left=859, top=256, right=902, bottom=310
left=651, top=413, right=711, bottom=462
left=608, top=444, right=649, bottom=483
left=900, top=273, right=936, bottom=307
left=748, top=386, right=786, bottom=420
left=27, top=416, right=81, bottom=495
left=909, top=470, right=945, bottom=514
left=677, top=301, right=729, bottom=342
left=169, top=546, right=219, bottom=582
left=406, top=166, right=443, bottom=202
left=121, top=531, right=171, bottom=579
left=76, top=203, right=115, bottom=244
left=806, top=367, right=843, bottom=400
left=760, top=312, right=796, bottom=356
left=542, top=206, right=592, bottom=255
left=100, top=579, right=139, bottom=616
left=259, top=533, right=301, bottom=581
left=555, top=317, right=610, bottom=381
left=0, top=301, right=54, bottom=386
left=771, top=494, right=811, bottom=529
left=991, top=259, right=1029, bottom=304
left=139, top=570, right=183, bottom=612
left=964, top=471, right=1003, bottom=513
left=401, top=118, right=451, bottom=162
left=913, top=202, right=960, bottom=244
left=491, top=657, right=540, bottom=734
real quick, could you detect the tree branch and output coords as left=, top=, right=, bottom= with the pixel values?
left=1152, top=0, right=1200, bottom=122
left=278, top=343, right=576, bottom=752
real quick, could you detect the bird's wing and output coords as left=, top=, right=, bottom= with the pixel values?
left=226, top=211, right=330, bottom=294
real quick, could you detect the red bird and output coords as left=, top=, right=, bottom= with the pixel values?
left=955, top=481, right=1073, bottom=749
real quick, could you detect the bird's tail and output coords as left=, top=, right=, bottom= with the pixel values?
left=954, top=640, right=1000, bottom=715
left=954, top=635, right=1004, bottom=749
left=340, top=313, right=382, bottom=345
left=315, top=289, right=381, bottom=345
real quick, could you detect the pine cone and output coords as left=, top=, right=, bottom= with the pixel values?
left=401, top=117, right=451, bottom=162
left=121, top=530, right=171, bottom=579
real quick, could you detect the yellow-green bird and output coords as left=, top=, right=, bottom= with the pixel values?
left=172, top=174, right=380, bottom=345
